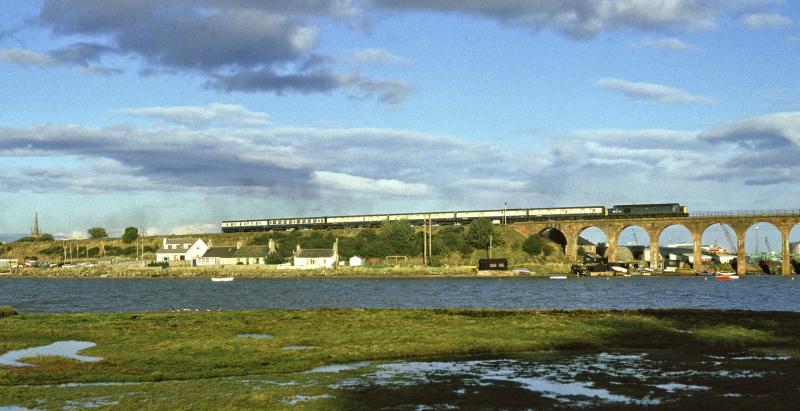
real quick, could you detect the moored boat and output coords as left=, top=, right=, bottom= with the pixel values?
left=549, top=275, right=567, bottom=280
left=211, top=277, right=234, bottom=282
left=715, top=272, right=738, bottom=281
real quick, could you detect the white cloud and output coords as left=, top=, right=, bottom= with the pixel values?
left=313, top=171, right=432, bottom=196
left=743, top=13, right=793, bottom=30
left=168, top=223, right=219, bottom=235
left=629, top=37, right=696, bottom=51
left=353, top=48, right=411, bottom=65
left=0, top=48, right=55, bottom=67
left=372, top=0, right=718, bottom=38
left=111, top=103, right=270, bottom=127
left=596, top=78, right=714, bottom=105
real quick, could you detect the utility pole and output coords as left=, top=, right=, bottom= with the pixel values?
left=503, top=202, right=507, bottom=226
left=428, top=216, right=433, bottom=262
left=489, top=234, right=493, bottom=259
left=423, top=221, right=427, bottom=266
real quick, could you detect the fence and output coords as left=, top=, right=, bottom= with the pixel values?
left=691, top=210, right=800, bottom=218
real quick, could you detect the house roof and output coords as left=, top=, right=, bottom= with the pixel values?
left=233, top=245, right=268, bottom=258
left=296, top=249, right=334, bottom=258
left=155, top=247, right=187, bottom=254
left=202, top=246, right=238, bottom=258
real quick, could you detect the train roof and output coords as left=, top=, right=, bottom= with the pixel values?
left=222, top=205, right=607, bottom=223
left=611, top=203, right=682, bottom=207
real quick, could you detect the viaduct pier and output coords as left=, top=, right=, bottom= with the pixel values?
left=511, top=210, right=800, bottom=276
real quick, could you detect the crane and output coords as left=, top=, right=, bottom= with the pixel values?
left=720, top=224, right=737, bottom=254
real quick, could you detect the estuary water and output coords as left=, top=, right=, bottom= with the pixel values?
left=1, top=276, right=798, bottom=313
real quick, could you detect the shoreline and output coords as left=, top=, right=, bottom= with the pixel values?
left=0, top=265, right=711, bottom=279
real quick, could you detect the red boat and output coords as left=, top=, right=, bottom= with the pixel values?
left=715, top=273, right=739, bottom=281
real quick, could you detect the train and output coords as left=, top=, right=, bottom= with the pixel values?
left=221, top=203, right=688, bottom=233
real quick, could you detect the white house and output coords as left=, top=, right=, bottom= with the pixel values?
left=196, top=243, right=269, bottom=266
left=293, top=239, right=338, bottom=269
left=349, top=256, right=363, bottom=267
left=155, top=238, right=208, bottom=262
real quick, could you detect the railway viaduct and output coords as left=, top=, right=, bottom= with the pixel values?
left=510, top=211, right=800, bottom=276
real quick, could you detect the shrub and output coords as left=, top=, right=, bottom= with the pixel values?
left=522, top=234, right=546, bottom=256
left=266, top=253, right=284, bottom=264
left=147, top=261, right=169, bottom=269
left=0, top=306, right=18, bottom=318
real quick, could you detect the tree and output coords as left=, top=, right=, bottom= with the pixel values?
left=522, top=234, right=546, bottom=256
left=466, top=218, right=500, bottom=257
left=378, top=220, right=416, bottom=255
left=121, top=227, right=139, bottom=244
left=87, top=227, right=108, bottom=239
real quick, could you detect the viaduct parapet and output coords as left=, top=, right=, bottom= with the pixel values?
left=511, top=212, right=800, bottom=276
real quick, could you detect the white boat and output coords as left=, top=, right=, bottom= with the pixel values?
left=610, top=266, right=628, bottom=274
left=211, top=277, right=234, bottom=282
left=549, top=275, right=568, bottom=280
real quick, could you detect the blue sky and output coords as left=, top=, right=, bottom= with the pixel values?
left=0, top=0, right=799, bottom=249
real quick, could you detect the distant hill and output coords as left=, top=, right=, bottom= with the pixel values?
left=0, top=233, right=27, bottom=243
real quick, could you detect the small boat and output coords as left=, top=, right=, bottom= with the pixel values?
left=211, top=277, right=234, bottom=282
left=610, top=266, right=628, bottom=274
left=549, top=275, right=567, bottom=280
left=715, top=273, right=738, bottom=281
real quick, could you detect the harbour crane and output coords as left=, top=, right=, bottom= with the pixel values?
left=720, top=224, right=737, bottom=253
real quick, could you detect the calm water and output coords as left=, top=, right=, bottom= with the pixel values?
left=1, top=276, right=798, bottom=313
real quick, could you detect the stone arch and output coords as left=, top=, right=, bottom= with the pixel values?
left=576, top=226, right=609, bottom=262
left=700, top=222, right=739, bottom=273
left=539, top=227, right=567, bottom=254
left=616, top=225, right=651, bottom=267
left=744, top=221, right=782, bottom=274
left=657, top=224, right=693, bottom=271
left=791, top=222, right=800, bottom=274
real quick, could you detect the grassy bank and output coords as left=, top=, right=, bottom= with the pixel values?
left=2, top=308, right=799, bottom=409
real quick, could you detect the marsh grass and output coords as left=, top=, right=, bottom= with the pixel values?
left=0, top=306, right=17, bottom=318
left=1, top=309, right=799, bottom=409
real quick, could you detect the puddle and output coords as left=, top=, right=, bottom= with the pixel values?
left=236, top=334, right=273, bottom=340
left=323, top=351, right=798, bottom=408
left=284, top=394, right=332, bottom=406
left=282, top=345, right=316, bottom=350
left=654, top=383, right=710, bottom=393
left=305, top=361, right=372, bottom=373
left=0, top=341, right=102, bottom=367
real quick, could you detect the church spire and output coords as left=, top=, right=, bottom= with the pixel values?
left=32, top=212, right=40, bottom=237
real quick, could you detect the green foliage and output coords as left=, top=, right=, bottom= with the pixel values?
left=379, top=220, right=416, bottom=256
left=147, top=261, right=169, bottom=268
left=15, top=234, right=54, bottom=242
left=466, top=218, right=502, bottom=256
left=522, top=234, right=546, bottom=256
left=265, top=253, right=284, bottom=264
left=438, top=226, right=473, bottom=256
left=122, top=227, right=139, bottom=244
left=87, top=227, right=108, bottom=239
left=251, top=231, right=301, bottom=257
left=41, top=245, right=64, bottom=255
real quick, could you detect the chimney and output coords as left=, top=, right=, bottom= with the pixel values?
left=163, top=238, right=167, bottom=247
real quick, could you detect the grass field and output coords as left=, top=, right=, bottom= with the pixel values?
left=2, top=309, right=800, bottom=409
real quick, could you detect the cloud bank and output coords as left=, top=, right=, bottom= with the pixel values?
left=596, top=78, right=714, bottom=105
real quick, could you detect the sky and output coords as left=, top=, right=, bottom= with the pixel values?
left=0, top=0, right=799, bottom=249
